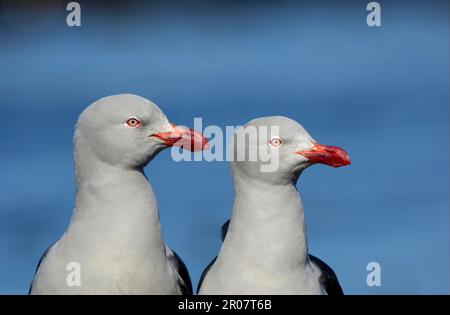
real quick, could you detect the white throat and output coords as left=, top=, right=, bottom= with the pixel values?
left=198, top=166, right=321, bottom=294
left=66, top=130, right=166, bottom=256
left=220, top=166, right=310, bottom=270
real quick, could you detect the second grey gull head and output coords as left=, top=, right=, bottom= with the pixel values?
left=231, top=116, right=351, bottom=185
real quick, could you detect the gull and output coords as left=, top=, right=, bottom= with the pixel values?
left=197, top=116, right=350, bottom=295
left=29, top=94, right=207, bottom=295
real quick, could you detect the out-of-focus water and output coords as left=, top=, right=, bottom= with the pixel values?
left=0, top=0, right=448, bottom=294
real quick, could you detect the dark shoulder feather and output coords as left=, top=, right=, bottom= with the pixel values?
left=28, top=241, right=56, bottom=294
left=197, top=220, right=228, bottom=293
left=197, top=256, right=217, bottom=294
left=166, top=247, right=193, bottom=295
left=309, top=254, right=343, bottom=295
left=221, top=219, right=230, bottom=241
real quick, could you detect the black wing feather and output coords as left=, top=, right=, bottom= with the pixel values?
left=28, top=241, right=56, bottom=294
left=197, top=220, right=229, bottom=293
left=309, top=254, right=344, bottom=295
left=167, top=248, right=193, bottom=295
left=221, top=220, right=230, bottom=242
left=196, top=256, right=217, bottom=294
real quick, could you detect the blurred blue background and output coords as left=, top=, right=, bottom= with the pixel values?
left=0, top=0, right=448, bottom=294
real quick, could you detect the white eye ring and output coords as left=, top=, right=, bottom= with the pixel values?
left=269, top=137, right=283, bottom=147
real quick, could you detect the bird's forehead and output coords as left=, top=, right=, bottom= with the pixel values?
left=244, top=116, right=309, bottom=138
left=83, top=94, right=165, bottom=123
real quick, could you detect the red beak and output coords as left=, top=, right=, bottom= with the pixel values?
left=296, top=143, right=351, bottom=168
left=151, top=124, right=208, bottom=152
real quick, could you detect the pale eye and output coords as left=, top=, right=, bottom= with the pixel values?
left=269, top=137, right=283, bottom=147
left=126, top=118, right=141, bottom=128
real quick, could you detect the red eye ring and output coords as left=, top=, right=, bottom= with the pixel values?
left=269, top=137, right=283, bottom=147
left=126, top=118, right=141, bottom=128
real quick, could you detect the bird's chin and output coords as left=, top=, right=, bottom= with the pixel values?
left=135, top=144, right=165, bottom=167
left=289, top=164, right=306, bottom=182
left=292, top=160, right=310, bottom=172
